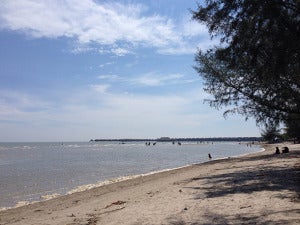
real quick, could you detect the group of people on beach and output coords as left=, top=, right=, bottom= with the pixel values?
left=145, top=141, right=182, bottom=146
left=275, top=146, right=289, bottom=154
left=144, top=141, right=214, bottom=160
left=145, top=142, right=156, bottom=146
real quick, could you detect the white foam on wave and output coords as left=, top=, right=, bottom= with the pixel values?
left=0, top=201, right=32, bottom=211
left=15, top=201, right=31, bottom=207
left=1, top=166, right=191, bottom=212
left=67, top=165, right=191, bottom=195
left=0, top=190, right=64, bottom=211
left=0, top=206, right=10, bottom=211
left=17, top=145, right=36, bottom=150
left=41, top=193, right=61, bottom=200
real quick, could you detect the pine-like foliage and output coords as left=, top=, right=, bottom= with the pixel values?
left=193, top=0, right=300, bottom=124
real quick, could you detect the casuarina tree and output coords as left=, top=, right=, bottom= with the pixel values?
left=192, top=0, right=300, bottom=125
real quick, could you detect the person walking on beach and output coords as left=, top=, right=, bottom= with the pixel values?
left=208, top=153, right=212, bottom=160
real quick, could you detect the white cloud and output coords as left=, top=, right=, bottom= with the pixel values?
left=0, top=0, right=211, bottom=55
left=157, top=43, right=195, bottom=55
left=0, top=90, right=51, bottom=112
left=0, top=90, right=55, bottom=131
left=0, top=99, right=22, bottom=117
left=111, top=47, right=132, bottom=56
left=96, top=72, right=186, bottom=87
left=70, top=45, right=97, bottom=54
left=181, top=16, right=208, bottom=38
left=133, top=73, right=184, bottom=86
left=97, top=74, right=120, bottom=80
left=158, top=15, right=216, bottom=55
left=91, top=84, right=110, bottom=94
left=99, top=62, right=114, bottom=68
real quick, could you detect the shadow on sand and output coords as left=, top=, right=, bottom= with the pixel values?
left=168, top=208, right=300, bottom=225
left=169, top=150, right=300, bottom=225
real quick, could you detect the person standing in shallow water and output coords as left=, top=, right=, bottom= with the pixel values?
left=208, top=153, right=212, bottom=160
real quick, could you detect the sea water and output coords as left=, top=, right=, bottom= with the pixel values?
left=0, top=141, right=261, bottom=209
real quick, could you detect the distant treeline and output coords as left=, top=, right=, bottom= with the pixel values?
left=90, top=137, right=262, bottom=142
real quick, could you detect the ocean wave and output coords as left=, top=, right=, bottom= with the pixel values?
left=41, top=193, right=61, bottom=200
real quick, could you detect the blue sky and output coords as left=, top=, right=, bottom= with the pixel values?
left=0, top=0, right=260, bottom=142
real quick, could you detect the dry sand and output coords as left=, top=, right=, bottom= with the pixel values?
left=0, top=143, right=299, bottom=225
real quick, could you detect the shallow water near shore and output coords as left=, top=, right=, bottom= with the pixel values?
left=0, top=141, right=261, bottom=209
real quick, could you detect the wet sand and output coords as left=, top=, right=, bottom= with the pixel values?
left=0, top=143, right=299, bottom=225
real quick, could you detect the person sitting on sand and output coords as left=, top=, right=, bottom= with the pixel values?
left=282, top=146, right=289, bottom=153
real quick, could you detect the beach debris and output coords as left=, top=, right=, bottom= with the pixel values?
left=184, top=207, right=188, bottom=210
left=86, top=213, right=99, bottom=225
left=179, top=189, right=182, bottom=193
left=33, top=209, right=43, bottom=212
left=147, top=191, right=153, bottom=197
left=105, top=200, right=126, bottom=208
left=147, top=191, right=159, bottom=197
left=257, top=173, right=266, bottom=177
left=240, top=205, right=252, bottom=209
left=87, top=216, right=98, bottom=225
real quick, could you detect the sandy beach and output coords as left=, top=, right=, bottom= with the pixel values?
left=0, top=143, right=299, bottom=225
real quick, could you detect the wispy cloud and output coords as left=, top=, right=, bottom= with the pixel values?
left=0, top=90, right=51, bottom=113
left=97, top=72, right=187, bottom=87
left=0, top=86, right=259, bottom=141
left=111, top=47, right=133, bottom=56
left=50, top=87, right=216, bottom=136
left=0, top=90, right=54, bottom=128
left=97, top=74, right=120, bottom=80
left=91, top=84, right=110, bottom=94
left=0, top=0, right=210, bottom=55
left=132, top=73, right=184, bottom=86
left=99, top=62, right=114, bottom=68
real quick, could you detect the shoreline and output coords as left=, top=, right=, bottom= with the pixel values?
left=0, top=143, right=262, bottom=211
left=0, top=143, right=299, bottom=224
